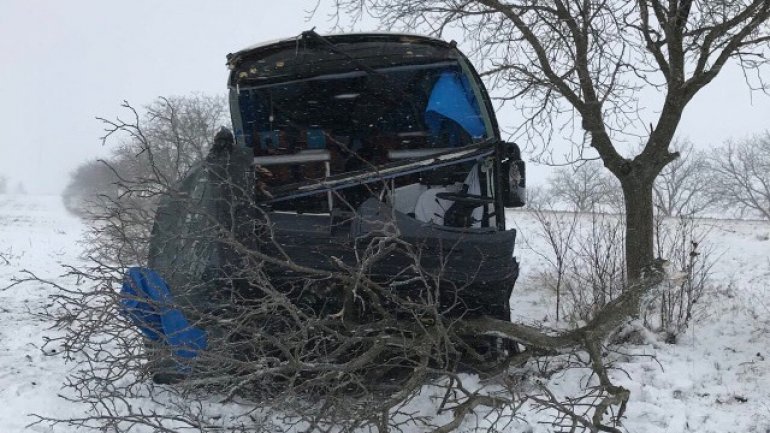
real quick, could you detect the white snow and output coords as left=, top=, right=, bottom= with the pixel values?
left=1, top=195, right=769, bottom=432
left=0, top=195, right=90, bottom=432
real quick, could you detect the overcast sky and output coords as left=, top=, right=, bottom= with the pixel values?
left=1, top=1, right=769, bottom=194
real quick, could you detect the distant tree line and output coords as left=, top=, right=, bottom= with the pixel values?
left=533, top=134, right=770, bottom=220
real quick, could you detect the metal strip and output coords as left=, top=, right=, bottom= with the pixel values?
left=260, top=142, right=496, bottom=204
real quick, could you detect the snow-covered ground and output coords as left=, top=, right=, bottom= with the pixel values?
left=0, top=195, right=89, bottom=432
left=1, top=195, right=769, bottom=432
left=507, top=211, right=770, bottom=432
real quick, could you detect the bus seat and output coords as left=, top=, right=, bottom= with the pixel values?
left=307, top=128, right=326, bottom=150
left=258, top=130, right=282, bottom=150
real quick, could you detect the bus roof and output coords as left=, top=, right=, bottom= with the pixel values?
left=226, top=32, right=455, bottom=69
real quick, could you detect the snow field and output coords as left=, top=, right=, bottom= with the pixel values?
left=1, top=196, right=769, bottom=432
left=0, top=195, right=89, bottom=432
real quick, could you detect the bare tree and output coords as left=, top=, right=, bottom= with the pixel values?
left=0, top=175, right=7, bottom=194
left=653, top=139, right=713, bottom=216
left=328, top=0, right=770, bottom=280
left=548, top=161, right=620, bottom=212
left=61, top=95, right=228, bottom=263
left=135, top=94, right=229, bottom=183
left=98, top=94, right=229, bottom=188
left=707, top=132, right=770, bottom=219
left=63, top=94, right=228, bottom=216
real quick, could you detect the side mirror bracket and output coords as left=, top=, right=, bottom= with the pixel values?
left=500, top=142, right=526, bottom=208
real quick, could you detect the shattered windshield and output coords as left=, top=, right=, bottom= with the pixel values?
left=231, top=61, right=492, bottom=160
left=227, top=38, right=497, bottom=213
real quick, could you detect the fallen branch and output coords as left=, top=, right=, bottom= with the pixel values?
left=459, top=260, right=667, bottom=350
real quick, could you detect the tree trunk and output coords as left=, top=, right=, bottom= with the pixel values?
left=621, top=175, right=655, bottom=282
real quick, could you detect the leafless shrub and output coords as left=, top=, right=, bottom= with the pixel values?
left=562, top=214, right=627, bottom=323
left=530, top=209, right=713, bottom=340
left=745, top=259, right=770, bottom=329
left=646, top=215, right=716, bottom=342
left=527, top=206, right=626, bottom=324
left=527, top=204, right=580, bottom=321
left=62, top=160, right=120, bottom=218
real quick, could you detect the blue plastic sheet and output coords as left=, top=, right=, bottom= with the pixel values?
left=425, top=72, right=486, bottom=141
left=120, top=267, right=207, bottom=360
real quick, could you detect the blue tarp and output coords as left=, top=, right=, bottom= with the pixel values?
left=120, top=267, right=207, bottom=360
left=425, top=71, right=486, bottom=141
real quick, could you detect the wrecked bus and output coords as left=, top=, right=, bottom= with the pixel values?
left=132, top=32, right=526, bottom=377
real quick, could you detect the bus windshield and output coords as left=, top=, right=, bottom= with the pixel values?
left=226, top=37, right=501, bottom=214
left=231, top=61, right=492, bottom=165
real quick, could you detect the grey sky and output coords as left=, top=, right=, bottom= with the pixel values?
left=0, top=1, right=329, bottom=194
left=1, top=1, right=768, bottom=194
